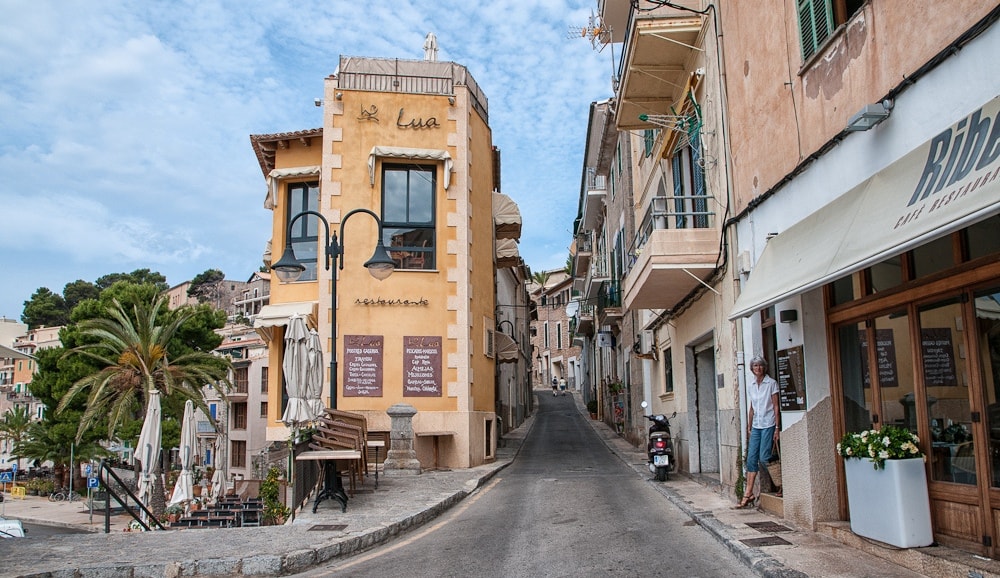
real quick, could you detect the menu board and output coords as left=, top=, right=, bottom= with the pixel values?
left=859, top=328, right=899, bottom=388
left=776, top=346, right=806, bottom=411
left=921, top=327, right=958, bottom=387
left=403, top=336, right=442, bottom=397
left=343, top=335, right=384, bottom=397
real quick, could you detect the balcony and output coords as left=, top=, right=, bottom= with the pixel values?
left=598, top=280, right=622, bottom=322
left=623, top=196, right=720, bottom=310
left=584, top=255, right=611, bottom=301
left=614, top=5, right=705, bottom=131
left=572, top=231, right=593, bottom=279
left=575, top=303, right=596, bottom=336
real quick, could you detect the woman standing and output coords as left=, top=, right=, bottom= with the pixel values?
left=738, top=355, right=780, bottom=508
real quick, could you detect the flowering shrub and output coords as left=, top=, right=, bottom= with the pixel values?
left=837, top=425, right=924, bottom=470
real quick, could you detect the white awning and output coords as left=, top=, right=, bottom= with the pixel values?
left=493, top=192, right=522, bottom=240
left=496, top=238, right=520, bottom=269
left=495, top=332, right=518, bottom=364
left=253, top=302, right=317, bottom=341
left=264, top=166, right=321, bottom=209
left=368, top=147, right=452, bottom=190
left=0, top=343, right=31, bottom=360
left=731, top=96, right=1000, bottom=319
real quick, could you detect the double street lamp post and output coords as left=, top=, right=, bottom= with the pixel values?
left=271, top=208, right=395, bottom=410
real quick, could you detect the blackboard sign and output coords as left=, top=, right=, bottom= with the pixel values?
left=776, top=345, right=806, bottom=411
left=343, top=335, right=384, bottom=397
left=403, top=336, right=442, bottom=397
left=921, top=327, right=958, bottom=387
left=859, top=329, right=899, bottom=388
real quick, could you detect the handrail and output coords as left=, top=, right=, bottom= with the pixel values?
left=98, top=460, right=165, bottom=533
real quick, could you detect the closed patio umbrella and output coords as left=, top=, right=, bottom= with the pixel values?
left=210, top=434, right=227, bottom=501
left=306, top=328, right=325, bottom=420
left=135, top=390, right=162, bottom=523
left=281, top=314, right=313, bottom=426
left=168, top=400, right=196, bottom=509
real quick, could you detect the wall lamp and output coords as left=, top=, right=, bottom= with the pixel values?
left=335, top=92, right=343, bottom=100
left=448, top=96, right=455, bottom=105
left=779, top=309, right=798, bottom=323
left=845, top=99, right=893, bottom=132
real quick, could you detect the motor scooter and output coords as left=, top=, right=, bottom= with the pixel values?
left=640, top=401, right=675, bottom=481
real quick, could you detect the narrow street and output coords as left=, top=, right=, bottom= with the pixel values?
left=299, top=392, right=746, bottom=577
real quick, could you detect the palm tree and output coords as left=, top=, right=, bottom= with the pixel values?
left=0, top=405, right=32, bottom=473
left=532, top=270, right=550, bottom=288
left=59, top=295, right=230, bottom=515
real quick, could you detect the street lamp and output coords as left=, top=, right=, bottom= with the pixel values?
left=271, top=208, right=395, bottom=410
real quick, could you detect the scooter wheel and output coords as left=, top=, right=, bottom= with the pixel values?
left=656, top=467, right=668, bottom=482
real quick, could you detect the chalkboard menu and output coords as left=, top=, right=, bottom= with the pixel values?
left=921, top=327, right=958, bottom=387
left=343, top=335, right=384, bottom=397
left=859, top=328, right=899, bottom=388
left=403, top=336, right=443, bottom=397
left=776, top=345, right=806, bottom=411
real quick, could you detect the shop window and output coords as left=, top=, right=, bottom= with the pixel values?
left=967, top=214, right=1000, bottom=261
left=382, top=164, right=435, bottom=270
left=868, top=255, right=904, bottom=294
left=919, top=297, right=974, bottom=485
left=974, top=287, right=1000, bottom=487
left=912, top=234, right=955, bottom=279
left=875, top=309, right=914, bottom=432
left=830, top=274, right=858, bottom=307
left=285, top=181, right=319, bottom=282
left=838, top=321, right=873, bottom=433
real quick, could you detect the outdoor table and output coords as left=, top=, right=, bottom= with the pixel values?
left=296, top=449, right=362, bottom=513
left=367, top=439, right=385, bottom=489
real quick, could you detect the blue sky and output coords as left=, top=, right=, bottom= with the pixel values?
left=0, top=0, right=612, bottom=319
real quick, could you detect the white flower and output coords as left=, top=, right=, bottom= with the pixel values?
left=879, top=450, right=889, bottom=459
left=882, top=436, right=891, bottom=447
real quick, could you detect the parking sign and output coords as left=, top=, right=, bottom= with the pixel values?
left=87, top=476, right=99, bottom=489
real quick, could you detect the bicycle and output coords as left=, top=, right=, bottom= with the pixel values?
left=48, top=488, right=82, bottom=502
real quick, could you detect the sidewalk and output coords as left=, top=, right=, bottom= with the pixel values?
left=3, top=392, right=1000, bottom=577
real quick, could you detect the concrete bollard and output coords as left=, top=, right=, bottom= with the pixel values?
left=382, top=403, right=422, bottom=476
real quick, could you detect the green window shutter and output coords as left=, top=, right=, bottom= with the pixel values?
left=643, top=129, right=655, bottom=157
left=798, top=0, right=834, bottom=60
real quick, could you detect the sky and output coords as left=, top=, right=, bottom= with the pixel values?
left=0, top=0, right=614, bottom=320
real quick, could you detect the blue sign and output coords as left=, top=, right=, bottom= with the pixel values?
left=87, top=476, right=99, bottom=489
left=0, top=472, right=12, bottom=483
left=10, top=463, right=16, bottom=473
left=85, top=463, right=92, bottom=476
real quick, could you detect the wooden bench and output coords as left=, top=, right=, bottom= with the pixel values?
left=416, top=431, right=457, bottom=470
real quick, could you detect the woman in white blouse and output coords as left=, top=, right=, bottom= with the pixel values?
left=738, top=355, right=780, bottom=508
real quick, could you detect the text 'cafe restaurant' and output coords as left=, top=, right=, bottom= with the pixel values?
left=732, top=95, right=1000, bottom=553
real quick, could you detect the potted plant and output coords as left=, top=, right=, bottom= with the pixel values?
left=587, top=400, right=598, bottom=419
left=164, top=504, right=184, bottom=523
left=260, top=466, right=290, bottom=525
left=837, top=425, right=932, bottom=547
left=37, top=479, right=55, bottom=497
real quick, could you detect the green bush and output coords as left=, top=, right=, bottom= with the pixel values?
left=260, top=466, right=290, bottom=525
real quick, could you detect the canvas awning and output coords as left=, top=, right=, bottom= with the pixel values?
left=368, top=147, right=452, bottom=190
left=730, top=96, right=1000, bottom=319
left=263, top=166, right=321, bottom=209
left=495, top=331, right=518, bottom=364
left=0, top=344, right=31, bottom=360
left=253, top=302, right=317, bottom=341
left=496, top=238, right=520, bottom=269
left=493, top=192, right=522, bottom=240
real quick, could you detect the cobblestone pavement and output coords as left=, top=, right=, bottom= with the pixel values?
left=2, top=391, right=999, bottom=577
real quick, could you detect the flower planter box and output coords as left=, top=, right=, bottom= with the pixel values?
left=844, top=457, right=933, bottom=547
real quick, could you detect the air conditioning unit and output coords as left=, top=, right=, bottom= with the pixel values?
left=635, top=330, right=658, bottom=360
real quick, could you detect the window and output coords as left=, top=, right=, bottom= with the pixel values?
left=671, top=125, right=708, bottom=229
left=382, top=164, right=435, bottom=270
left=643, top=129, right=656, bottom=157
left=233, top=367, right=249, bottom=394
left=556, top=322, right=563, bottom=349
left=260, top=401, right=268, bottom=418
left=797, top=0, right=864, bottom=60
left=663, top=348, right=674, bottom=394
left=260, top=367, right=268, bottom=393
left=231, top=440, right=246, bottom=468
left=232, top=402, right=247, bottom=430
left=209, top=403, right=217, bottom=420
left=543, top=321, right=550, bottom=348
left=285, top=181, right=320, bottom=281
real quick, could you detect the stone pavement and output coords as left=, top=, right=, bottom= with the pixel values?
left=2, top=390, right=1000, bottom=577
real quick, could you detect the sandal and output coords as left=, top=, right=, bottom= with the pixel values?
left=735, top=493, right=757, bottom=509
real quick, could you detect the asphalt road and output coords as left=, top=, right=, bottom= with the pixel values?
left=298, top=393, right=747, bottom=577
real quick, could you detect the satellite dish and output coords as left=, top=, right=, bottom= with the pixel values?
left=565, top=300, right=579, bottom=317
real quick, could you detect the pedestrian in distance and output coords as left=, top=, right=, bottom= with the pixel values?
left=559, top=377, right=567, bottom=396
left=738, top=355, right=780, bottom=509
left=552, top=376, right=558, bottom=397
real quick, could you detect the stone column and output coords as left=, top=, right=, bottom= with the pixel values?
left=382, top=403, right=421, bottom=476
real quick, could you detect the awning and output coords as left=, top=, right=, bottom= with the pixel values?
left=368, top=147, right=452, bottom=190
left=253, top=302, right=317, bottom=341
left=731, top=96, right=1000, bottom=319
left=493, top=192, right=522, bottom=240
left=496, top=238, right=520, bottom=269
left=0, top=344, right=31, bottom=360
left=263, top=166, right=321, bottom=210
left=495, top=332, right=518, bottom=364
